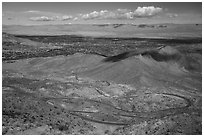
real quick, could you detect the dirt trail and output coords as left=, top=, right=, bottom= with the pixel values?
left=4, top=80, right=196, bottom=127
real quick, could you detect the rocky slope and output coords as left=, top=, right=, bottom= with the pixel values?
left=2, top=45, right=202, bottom=134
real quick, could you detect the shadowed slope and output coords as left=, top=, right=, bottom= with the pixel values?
left=3, top=46, right=201, bottom=90
left=80, top=46, right=201, bottom=90
left=103, top=46, right=181, bottom=63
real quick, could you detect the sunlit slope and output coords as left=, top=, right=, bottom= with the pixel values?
left=2, top=32, right=50, bottom=48
left=3, top=46, right=201, bottom=94
left=3, top=53, right=104, bottom=78
left=80, top=46, right=201, bottom=92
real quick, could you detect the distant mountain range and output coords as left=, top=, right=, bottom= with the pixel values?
left=2, top=23, right=202, bottom=38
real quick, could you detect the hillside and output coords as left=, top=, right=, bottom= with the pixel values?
left=3, top=44, right=202, bottom=134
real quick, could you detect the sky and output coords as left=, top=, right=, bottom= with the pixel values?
left=2, top=2, right=202, bottom=25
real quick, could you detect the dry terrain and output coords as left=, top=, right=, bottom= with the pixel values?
left=2, top=24, right=202, bottom=134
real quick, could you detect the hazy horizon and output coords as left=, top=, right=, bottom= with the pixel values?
left=3, top=2, right=202, bottom=26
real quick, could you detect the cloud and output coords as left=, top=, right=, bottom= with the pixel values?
left=29, top=15, right=74, bottom=21
left=81, top=9, right=133, bottom=20
left=81, top=11, right=103, bottom=20
left=133, top=6, right=162, bottom=17
left=29, top=16, right=55, bottom=21
left=62, top=15, right=73, bottom=20
left=27, top=6, right=163, bottom=22
left=80, top=6, right=162, bottom=20
left=26, top=10, right=73, bottom=21
left=115, top=9, right=134, bottom=19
